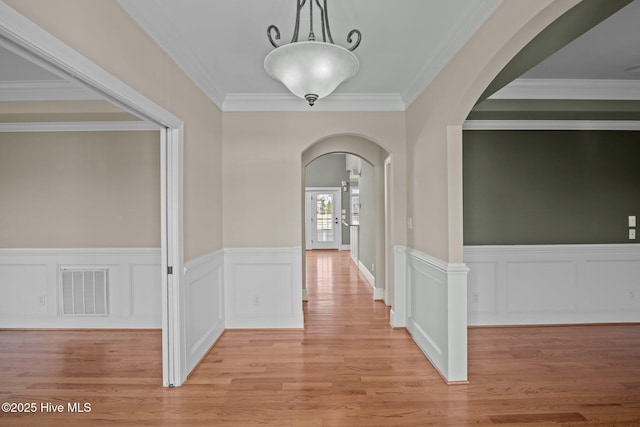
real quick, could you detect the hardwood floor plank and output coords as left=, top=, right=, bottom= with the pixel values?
left=1, top=250, right=640, bottom=425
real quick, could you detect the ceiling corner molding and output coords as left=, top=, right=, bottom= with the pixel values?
left=222, top=93, right=406, bottom=112
left=402, top=0, right=501, bottom=107
left=463, top=120, right=640, bottom=131
left=490, top=78, right=640, bottom=100
left=0, top=121, right=162, bottom=132
left=117, top=0, right=226, bottom=109
left=0, top=80, right=100, bottom=101
left=0, top=1, right=181, bottom=128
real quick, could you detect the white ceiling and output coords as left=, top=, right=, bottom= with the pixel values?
left=1, top=0, right=640, bottom=113
left=117, top=0, right=501, bottom=111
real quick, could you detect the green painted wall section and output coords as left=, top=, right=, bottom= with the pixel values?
left=463, top=130, right=640, bottom=245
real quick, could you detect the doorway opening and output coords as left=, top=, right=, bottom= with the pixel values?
left=0, top=4, right=184, bottom=387
left=301, top=136, right=392, bottom=312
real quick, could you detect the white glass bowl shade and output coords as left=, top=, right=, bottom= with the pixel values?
left=264, top=41, right=359, bottom=105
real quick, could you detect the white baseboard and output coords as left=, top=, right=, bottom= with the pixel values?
left=0, top=248, right=161, bottom=328
left=224, top=247, right=303, bottom=329
left=358, top=260, right=375, bottom=287
left=465, top=244, right=640, bottom=326
left=358, top=260, right=384, bottom=300
left=340, top=245, right=351, bottom=251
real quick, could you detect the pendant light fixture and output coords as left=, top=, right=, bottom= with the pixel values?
left=264, top=0, right=362, bottom=106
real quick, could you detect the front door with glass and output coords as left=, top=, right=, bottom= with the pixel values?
left=306, top=189, right=341, bottom=250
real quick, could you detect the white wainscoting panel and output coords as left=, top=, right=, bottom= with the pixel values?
left=224, top=247, right=303, bottom=329
left=395, top=246, right=469, bottom=383
left=184, top=249, right=225, bottom=373
left=0, top=248, right=161, bottom=328
left=465, top=245, right=640, bottom=325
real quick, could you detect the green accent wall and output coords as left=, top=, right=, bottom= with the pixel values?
left=463, top=130, right=640, bottom=245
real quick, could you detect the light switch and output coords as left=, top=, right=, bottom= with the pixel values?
left=629, top=216, right=636, bottom=227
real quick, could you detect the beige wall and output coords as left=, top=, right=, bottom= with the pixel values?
left=405, top=0, right=580, bottom=263
left=5, top=0, right=223, bottom=261
left=4, top=0, right=583, bottom=266
left=0, top=131, right=159, bottom=247
left=222, top=112, right=406, bottom=249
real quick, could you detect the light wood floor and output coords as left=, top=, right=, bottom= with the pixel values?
left=1, top=250, right=639, bottom=426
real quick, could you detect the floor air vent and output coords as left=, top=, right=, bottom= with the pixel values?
left=60, top=268, right=108, bottom=316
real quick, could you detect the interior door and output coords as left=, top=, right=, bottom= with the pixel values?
left=306, top=189, right=341, bottom=250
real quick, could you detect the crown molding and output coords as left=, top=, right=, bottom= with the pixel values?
left=463, top=120, right=640, bottom=131
left=222, top=93, right=406, bottom=112
left=0, top=121, right=162, bottom=132
left=0, top=80, right=100, bottom=101
left=489, top=79, right=640, bottom=100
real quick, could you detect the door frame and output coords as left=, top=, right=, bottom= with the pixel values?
left=305, top=187, right=342, bottom=250
left=0, top=3, right=185, bottom=387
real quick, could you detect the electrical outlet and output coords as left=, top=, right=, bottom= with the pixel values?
left=38, top=295, right=46, bottom=306
left=471, top=293, right=479, bottom=304
left=629, top=289, right=636, bottom=301
left=630, top=229, right=636, bottom=240
left=253, top=296, right=260, bottom=305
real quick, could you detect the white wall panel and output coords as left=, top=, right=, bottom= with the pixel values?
left=397, top=247, right=469, bottom=383
left=0, top=248, right=161, bottom=328
left=506, top=261, right=576, bottom=312
left=184, top=250, right=225, bottom=373
left=466, top=261, right=497, bottom=314
left=224, top=247, right=303, bottom=329
left=0, top=264, right=48, bottom=315
left=465, top=245, right=640, bottom=325
left=130, top=264, right=162, bottom=318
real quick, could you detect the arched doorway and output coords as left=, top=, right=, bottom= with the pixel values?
left=301, top=135, right=392, bottom=312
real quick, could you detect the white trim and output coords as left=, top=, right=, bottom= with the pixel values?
left=0, top=80, right=100, bottom=101
left=339, top=245, right=351, bottom=251
left=489, top=78, right=640, bottom=100
left=402, top=246, right=469, bottom=382
left=222, top=93, right=405, bottom=112
left=358, top=260, right=376, bottom=288
left=0, top=121, right=162, bottom=132
left=465, top=244, right=640, bottom=326
left=0, top=248, right=160, bottom=256
left=463, top=120, right=640, bottom=131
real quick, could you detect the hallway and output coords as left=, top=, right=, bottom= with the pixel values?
left=1, top=250, right=640, bottom=425
left=186, top=249, right=445, bottom=425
